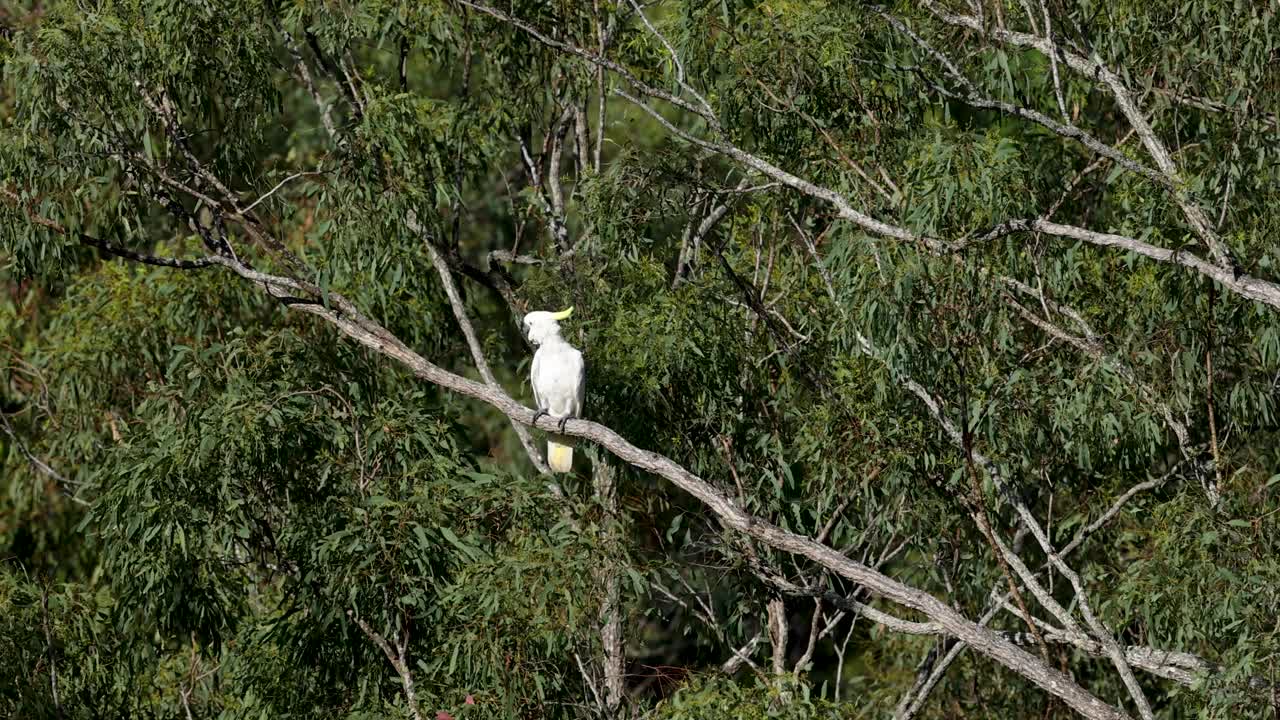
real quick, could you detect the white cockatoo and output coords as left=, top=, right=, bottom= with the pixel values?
left=523, top=307, right=585, bottom=473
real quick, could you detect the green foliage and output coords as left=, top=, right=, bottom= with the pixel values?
left=650, top=674, right=840, bottom=719
left=2, top=0, right=1279, bottom=717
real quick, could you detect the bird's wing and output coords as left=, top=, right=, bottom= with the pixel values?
left=530, top=349, right=545, bottom=409
left=572, top=349, right=585, bottom=416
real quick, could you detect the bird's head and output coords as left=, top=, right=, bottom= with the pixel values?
left=522, top=306, right=573, bottom=346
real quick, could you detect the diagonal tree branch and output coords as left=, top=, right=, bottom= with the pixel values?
left=282, top=29, right=338, bottom=142
left=346, top=610, right=424, bottom=720
left=1001, top=287, right=1218, bottom=506
left=468, top=1, right=1280, bottom=313
left=408, top=214, right=551, bottom=474
left=895, top=346, right=1156, bottom=719
left=30, top=212, right=1130, bottom=719
left=623, top=0, right=715, bottom=120
left=926, top=5, right=1239, bottom=272
left=617, top=89, right=1280, bottom=311
left=969, top=218, right=1280, bottom=310
left=894, top=466, right=1177, bottom=719
left=881, top=12, right=1165, bottom=186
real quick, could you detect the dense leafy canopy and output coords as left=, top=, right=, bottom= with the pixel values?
left=2, top=1, right=1279, bottom=718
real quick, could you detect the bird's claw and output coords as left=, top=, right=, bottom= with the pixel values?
left=557, top=415, right=572, bottom=433
left=532, top=408, right=550, bottom=425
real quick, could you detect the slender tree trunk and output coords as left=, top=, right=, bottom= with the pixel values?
left=593, top=460, right=625, bottom=715
left=768, top=597, right=788, bottom=675
left=768, top=596, right=791, bottom=705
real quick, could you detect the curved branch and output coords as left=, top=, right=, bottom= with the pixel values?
left=1026, top=219, right=1280, bottom=309
left=78, top=234, right=221, bottom=269
left=346, top=610, right=424, bottom=720
left=926, top=5, right=1239, bottom=271
left=461, top=1, right=1280, bottom=317
left=190, top=254, right=1128, bottom=720
left=25, top=198, right=1131, bottom=717
left=417, top=220, right=551, bottom=474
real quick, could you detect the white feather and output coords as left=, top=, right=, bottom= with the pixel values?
left=531, top=342, right=584, bottom=416
left=523, top=310, right=586, bottom=473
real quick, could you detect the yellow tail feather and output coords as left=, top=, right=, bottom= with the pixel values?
left=547, top=442, right=574, bottom=473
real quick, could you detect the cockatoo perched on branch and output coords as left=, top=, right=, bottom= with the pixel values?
left=523, top=307, right=585, bottom=473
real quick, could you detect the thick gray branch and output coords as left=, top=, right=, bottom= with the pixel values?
left=413, top=217, right=551, bottom=473
left=928, top=7, right=1238, bottom=270
left=466, top=0, right=1280, bottom=318
left=194, top=255, right=1128, bottom=720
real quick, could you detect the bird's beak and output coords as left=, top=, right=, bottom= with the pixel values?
left=551, top=306, right=574, bottom=320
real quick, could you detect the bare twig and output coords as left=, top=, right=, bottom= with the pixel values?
left=1, top=412, right=87, bottom=506
left=1003, top=286, right=1218, bottom=508
left=615, top=88, right=943, bottom=250
left=882, top=12, right=1163, bottom=186
left=674, top=180, right=750, bottom=288
left=1151, top=87, right=1279, bottom=130
left=624, top=0, right=714, bottom=120
left=786, top=214, right=839, bottom=303
left=519, top=136, right=571, bottom=252
left=574, top=651, right=606, bottom=712
left=283, top=30, right=338, bottom=141
left=795, top=598, right=823, bottom=672
left=834, top=611, right=858, bottom=702
left=928, top=6, right=1239, bottom=271
left=410, top=214, right=551, bottom=473
left=458, top=0, right=719, bottom=127
left=241, top=171, right=326, bottom=214
left=347, top=611, right=424, bottom=720
left=41, top=587, right=62, bottom=719
left=894, top=466, right=1186, bottom=718
left=902, top=345, right=1156, bottom=718
left=1039, top=0, right=1069, bottom=122
left=339, top=52, right=368, bottom=120
left=654, top=579, right=763, bottom=675
left=592, top=0, right=609, bottom=174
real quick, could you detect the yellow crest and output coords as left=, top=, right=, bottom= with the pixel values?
left=551, top=306, right=574, bottom=320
